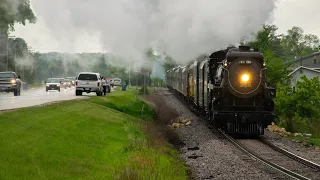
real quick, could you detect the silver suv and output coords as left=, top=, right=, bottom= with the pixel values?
left=0, top=71, right=22, bottom=96
left=75, top=72, right=103, bottom=96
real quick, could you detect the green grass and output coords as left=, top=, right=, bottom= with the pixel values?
left=0, top=88, right=187, bottom=180
left=88, top=87, right=156, bottom=120
left=289, top=134, right=320, bottom=147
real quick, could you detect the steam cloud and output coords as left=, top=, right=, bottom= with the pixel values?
left=30, top=0, right=277, bottom=65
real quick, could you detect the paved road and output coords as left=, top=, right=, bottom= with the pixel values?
left=0, top=86, right=88, bottom=111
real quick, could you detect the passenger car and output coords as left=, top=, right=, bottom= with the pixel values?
left=75, top=72, right=103, bottom=96
left=65, top=77, right=76, bottom=86
left=0, top=71, right=21, bottom=96
left=45, top=78, right=61, bottom=92
left=113, top=78, right=122, bottom=86
left=60, top=78, right=72, bottom=88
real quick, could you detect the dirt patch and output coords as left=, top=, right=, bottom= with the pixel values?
left=144, top=94, right=185, bottom=147
left=144, top=93, right=196, bottom=179
left=144, top=94, right=180, bottom=124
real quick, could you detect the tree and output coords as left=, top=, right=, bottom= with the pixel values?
left=0, top=0, right=36, bottom=33
left=264, top=50, right=291, bottom=86
left=163, top=55, right=177, bottom=73
left=247, top=24, right=292, bottom=86
left=66, top=60, right=82, bottom=77
left=248, top=24, right=284, bottom=57
left=93, top=55, right=108, bottom=76
left=275, top=76, right=320, bottom=133
left=282, top=26, right=320, bottom=58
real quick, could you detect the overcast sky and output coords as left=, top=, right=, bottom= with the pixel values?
left=11, top=0, right=320, bottom=54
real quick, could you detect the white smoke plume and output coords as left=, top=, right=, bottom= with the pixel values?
left=30, top=0, right=277, bottom=65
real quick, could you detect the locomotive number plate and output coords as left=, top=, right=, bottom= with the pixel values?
left=240, top=82, right=251, bottom=87
left=239, top=60, right=252, bottom=64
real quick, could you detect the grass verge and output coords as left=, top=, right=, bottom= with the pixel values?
left=0, top=88, right=187, bottom=179
left=289, top=135, right=320, bottom=147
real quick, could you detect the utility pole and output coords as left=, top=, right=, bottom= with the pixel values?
left=136, top=71, right=139, bottom=90
left=5, top=36, right=15, bottom=71
left=143, top=69, right=146, bottom=95
left=6, top=37, right=8, bottom=71
left=14, top=41, right=17, bottom=72
left=128, top=65, right=131, bottom=86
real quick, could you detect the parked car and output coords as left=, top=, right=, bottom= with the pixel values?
left=110, top=79, right=114, bottom=87
left=75, top=72, right=103, bottom=96
left=60, top=78, right=72, bottom=88
left=45, top=78, right=61, bottom=92
left=113, top=78, right=122, bottom=86
left=65, top=77, right=76, bottom=86
left=0, top=71, right=22, bottom=96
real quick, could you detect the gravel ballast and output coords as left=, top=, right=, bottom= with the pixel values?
left=155, top=89, right=291, bottom=179
left=263, top=130, right=320, bottom=165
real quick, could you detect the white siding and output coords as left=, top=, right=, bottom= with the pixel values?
left=290, top=68, right=320, bottom=87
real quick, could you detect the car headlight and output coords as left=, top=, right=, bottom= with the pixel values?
left=10, top=79, right=17, bottom=84
left=46, top=84, right=49, bottom=86
left=57, top=84, right=60, bottom=86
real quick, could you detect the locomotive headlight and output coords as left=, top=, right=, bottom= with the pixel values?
left=240, top=73, right=251, bottom=87
left=241, top=74, right=250, bottom=82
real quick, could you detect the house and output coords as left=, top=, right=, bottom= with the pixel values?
left=286, top=52, right=320, bottom=70
left=288, top=66, right=320, bottom=87
left=286, top=52, right=320, bottom=87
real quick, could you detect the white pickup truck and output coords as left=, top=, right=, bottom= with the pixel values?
left=75, top=72, right=103, bottom=96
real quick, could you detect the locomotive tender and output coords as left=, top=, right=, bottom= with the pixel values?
left=166, top=46, right=276, bottom=135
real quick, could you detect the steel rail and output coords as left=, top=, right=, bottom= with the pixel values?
left=260, top=138, right=320, bottom=171
left=217, top=128, right=310, bottom=180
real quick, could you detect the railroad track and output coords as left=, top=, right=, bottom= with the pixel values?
left=156, top=88, right=320, bottom=179
left=218, top=129, right=320, bottom=180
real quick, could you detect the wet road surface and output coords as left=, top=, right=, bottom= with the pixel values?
left=0, top=86, right=88, bottom=111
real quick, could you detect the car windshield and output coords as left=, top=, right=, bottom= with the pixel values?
left=0, top=73, right=14, bottom=78
left=46, top=79, right=60, bottom=83
left=78, top=74, right=98, bottom=81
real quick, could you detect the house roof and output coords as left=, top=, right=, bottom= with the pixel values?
left=288, top=62, right=320, bottom=69
left=285, top=52, right=320, bottom=64
left=288, top=66, right=320, bottom=76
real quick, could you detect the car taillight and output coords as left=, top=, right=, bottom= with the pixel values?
left=97, top=82, right=100, bottom=86
left=75, top=81, right=78, bottom=86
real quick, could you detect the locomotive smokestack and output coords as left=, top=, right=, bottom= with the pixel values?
left=239, top=46, right=250, bottom=52
left=227, top=46, right=236, bottom=50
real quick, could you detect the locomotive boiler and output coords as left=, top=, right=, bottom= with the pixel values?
left=166, top=46, right=276, bottom=135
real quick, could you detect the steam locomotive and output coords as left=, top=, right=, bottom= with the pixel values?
left=166, top=46, right=276, bottom=135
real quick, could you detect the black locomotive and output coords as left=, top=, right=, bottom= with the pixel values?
left=166, top=46, right=276, bottom=135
